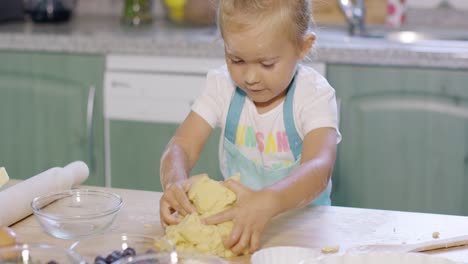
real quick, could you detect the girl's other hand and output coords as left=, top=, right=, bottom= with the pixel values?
left=159, top=175, right=202, bottom=227
left=202, top=180, right=279, bottom=254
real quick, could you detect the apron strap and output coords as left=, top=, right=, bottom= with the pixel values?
left=283, top=73, right=302, bottom=160
left=225, top=71, right=301, bottom=160
left=225, top=88, right=246, bottom=143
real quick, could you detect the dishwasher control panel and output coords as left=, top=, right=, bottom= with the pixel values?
left=105, top=71, right=207, bottom=123
left=104, top=55, right=225, bottom=123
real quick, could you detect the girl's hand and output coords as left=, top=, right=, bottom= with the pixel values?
left=159, top=175, right=203, bottom=227
left=202, top=180, right=279, bottom=254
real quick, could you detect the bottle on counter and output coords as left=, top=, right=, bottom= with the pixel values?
left=121, top=0, right=154, bottom=26
left=163, top=0, right=217, bottom=26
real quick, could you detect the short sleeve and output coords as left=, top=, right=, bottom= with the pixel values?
left=295, top=67, right=342, bottom=143
left=191, top=67, right=233, bottom=128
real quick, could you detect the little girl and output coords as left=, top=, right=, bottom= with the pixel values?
left=159, top=0, right=341, bottom=255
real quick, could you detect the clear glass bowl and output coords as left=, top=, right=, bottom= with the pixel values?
left=114, top=252, right=228, bottom=264
left=0, top=243, right=85, bottom=263
left=69, top=232, right=175, bottom=264
left=31, top=189, right=123, bottom=239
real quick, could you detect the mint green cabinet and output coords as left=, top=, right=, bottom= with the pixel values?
left=109, top=120, right=222, bottom=192
left=328, top=64, right=468, bottom=216
left=0, top=51, right=105, bottom=186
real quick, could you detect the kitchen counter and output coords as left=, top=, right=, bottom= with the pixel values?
left=1, top=16, right=468, bottom=69
left=8, top=181, right=468, bottom=264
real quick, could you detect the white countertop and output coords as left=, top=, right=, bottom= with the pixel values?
left=8, top=180, right=468, bottom=263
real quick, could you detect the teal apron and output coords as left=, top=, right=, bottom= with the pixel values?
left=222, top=74, right=331, bottom=206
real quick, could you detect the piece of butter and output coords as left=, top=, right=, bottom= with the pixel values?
left=321, top=245, right=340, bottom=254
left=0, top=167, right=9, bottom=188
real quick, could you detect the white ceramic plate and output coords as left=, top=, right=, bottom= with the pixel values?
left=251, top=246, right=321, bottom=264
left=299, top=252, right=464, bottom=264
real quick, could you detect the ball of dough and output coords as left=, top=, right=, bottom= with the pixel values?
left=164, top=174, right=240, bottom=257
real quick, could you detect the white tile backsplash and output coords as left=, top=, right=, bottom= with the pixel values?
left=405, top=7, right=468, bottom=28
left=406, top=0, right=468, bottom=10
left=406, top=0, right=442, bottom=9
left=447, top=0, right=468, bottom=10
left=400, top=0, right=468, bottom=28
left=75, top=0, right=468, bottom=28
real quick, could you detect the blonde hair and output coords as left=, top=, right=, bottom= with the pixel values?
left=217, top=0, right=312, bottom=50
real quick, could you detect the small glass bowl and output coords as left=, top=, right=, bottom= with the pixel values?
left=69, top=232, right=175, bottom=264
left=114, top=252, right=228, bottom=264
left=31, top=189, right=123, bottom=239
left=0, top=243, right=85, bottom=263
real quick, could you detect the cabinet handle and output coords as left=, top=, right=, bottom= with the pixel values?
left=86, top=85, right=96, bottom=175
left=111, top=81, right=132, bottom=89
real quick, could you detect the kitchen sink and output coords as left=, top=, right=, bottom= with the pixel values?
left=317, top=26, right=468, bottom=48
left=362, top=29, right=468, bottom=43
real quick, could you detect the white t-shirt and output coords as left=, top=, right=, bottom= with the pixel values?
left=192, top=64, right=341, bottom=178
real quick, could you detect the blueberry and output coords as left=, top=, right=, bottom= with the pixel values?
left=111, top=250, right=123, bottom=260
left=105, top=254, right=116, bottom=264
left=94, top=256, right=108, bottom=264
left=94, top=256, right=106, bottom=263
left=122, top=247, right=136, bottom=257
left=135, top=261, right=157, bottom=264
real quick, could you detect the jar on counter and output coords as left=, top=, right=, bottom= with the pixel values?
left=163, top=0, right=217, bottom=26
left=121, top=0, right=153, bottom=26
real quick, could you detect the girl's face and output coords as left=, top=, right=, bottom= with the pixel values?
left=223, top=23, right=312, bottom=112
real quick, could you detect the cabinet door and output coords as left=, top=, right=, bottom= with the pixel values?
left=328, top=65, right=468, bottom=216
left=109, top=120, right=222, bottom=192
left=0, top=51, right=105, bottom=186
left=106, top=65, right=224, bottom=191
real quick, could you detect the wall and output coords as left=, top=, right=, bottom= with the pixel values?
left=75, top=0, right=165, bottom=17
left=75, top=0, right=468, bottom=28
left=405, top=1, right=468, bottom=28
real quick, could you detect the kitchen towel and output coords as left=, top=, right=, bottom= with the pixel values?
left=0, top=161, right=89, bottom=227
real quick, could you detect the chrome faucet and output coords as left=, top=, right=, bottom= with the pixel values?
left=338, top=0, right=366, bottom=36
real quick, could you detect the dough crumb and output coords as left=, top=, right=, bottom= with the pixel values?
left=432, top=232, right=440, bottom=239
left=321, top=245, right=339, bottom=254
left=143, top=224, right=152, bottom=229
